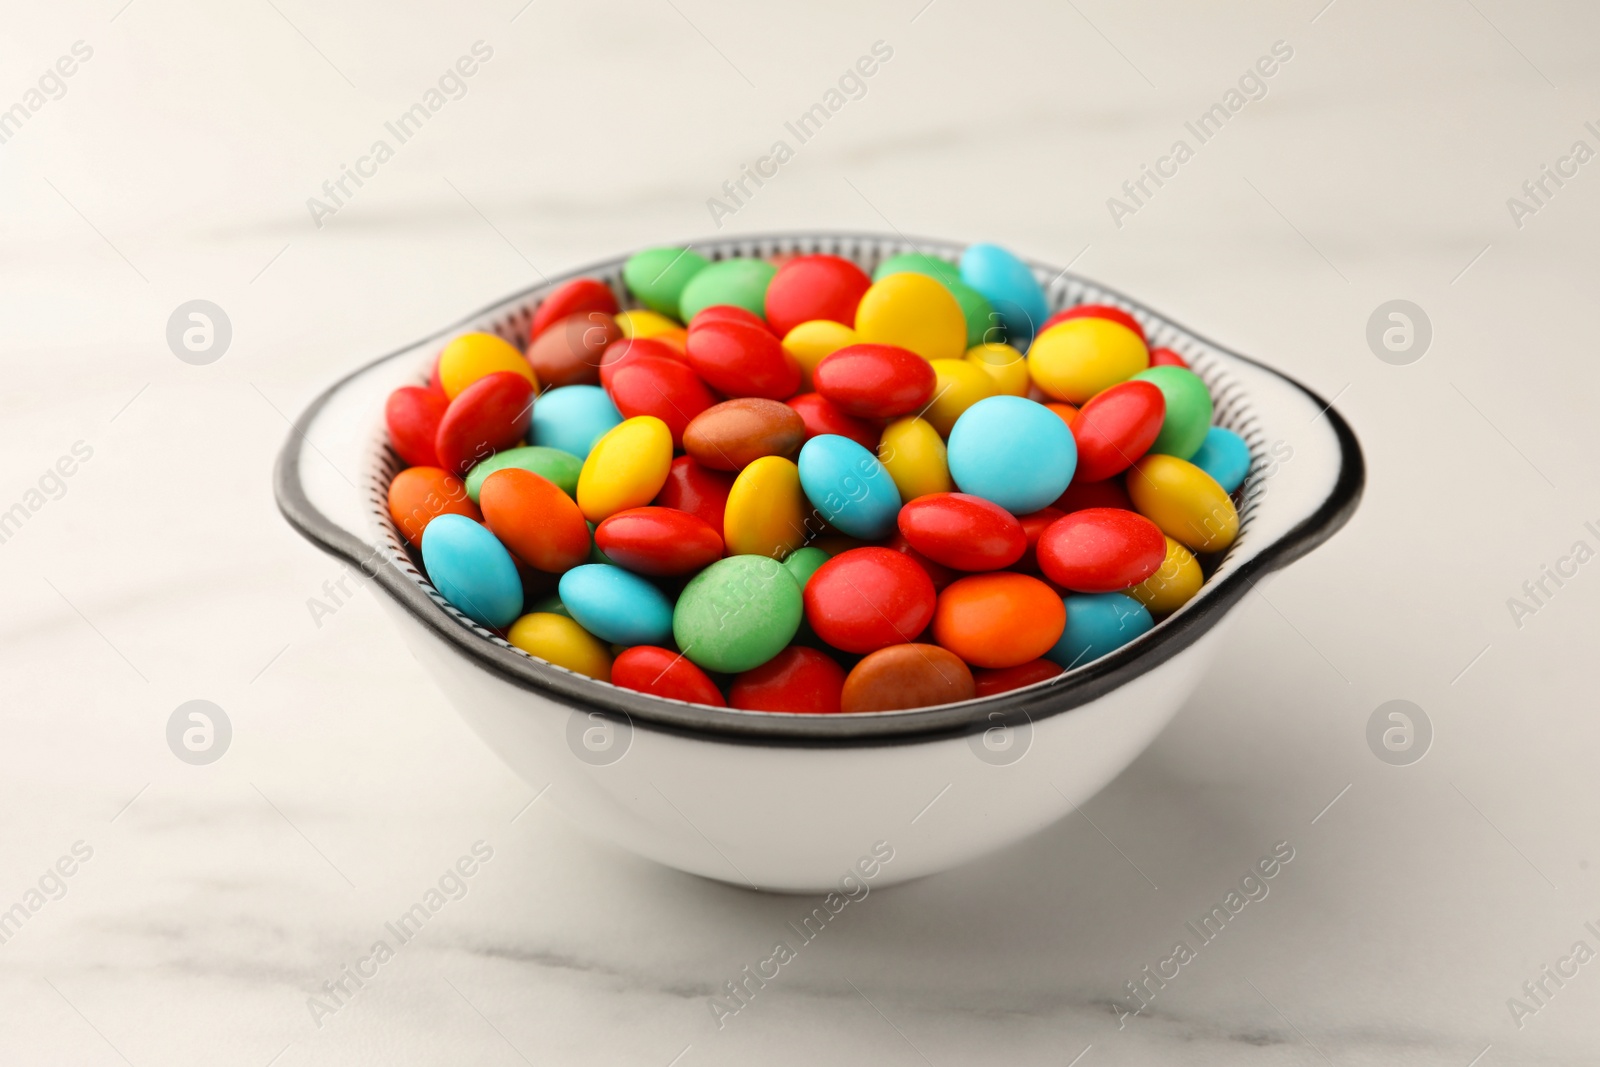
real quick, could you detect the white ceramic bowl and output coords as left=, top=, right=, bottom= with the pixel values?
left=275, top=233, right=1363, bottom=892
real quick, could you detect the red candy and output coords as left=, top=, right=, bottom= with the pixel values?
left=594, top=506, right=724, bottom=577
left=763, top=254, right=873, bottom=337
left=1055, top=477, right=1134, bottom=513
left=1149, top=347, right=1188, bottom=368
left=598, top=337, right=685, bottom=390
left=433, top=371, right=534, bottom=476
left=804, top=547, right=937, bottom=654
left=684, top=320, right=801, bottom=399
left=385, top=385, right=447, bottom=468
left=883, top=531, right=957, bottom=591
left=1040, top=303, right=1147, bottom=344
left=530, top=277, right=618, bottom=341
left=611, top=646, right=726, bottom=706
left=606, top=355, right=716, bottom=447
left=786, top=392, right=880, bottom=451
left=897, top=493, right=1027, bottom=572
left=973, top=658, right=1063, bottom=698
left=812, top=344, right=936, bottom=419
left=689, top=305, right=770, bottom=333
left=1036, top=507, right=1166, bottom=592
left=654, top=456, right=736, bottom=535
left=1016, top=506, right=1065, bottom=573
left=729, top=646, right=846, bottom=713
left=1070, top=379, right=1166, bottom=483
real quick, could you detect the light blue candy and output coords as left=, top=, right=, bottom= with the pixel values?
left=1188, top=426, right=1251, bottom=494
left=530, top=385, right=622, bottom=459
left=959, top=243, right=1049, bottom=346
left=797, top=435, right=902, bottom=540
left=420, top=514, right=523, bottom=629
left=947, top=395, right=1076, bottom=515
left=1047, top=593, right=1153, bottom=669
left=558, top=564, right=673, bottom=646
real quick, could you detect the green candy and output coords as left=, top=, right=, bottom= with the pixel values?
left=585, top=522, right=616, bottom=566
left=873, top=252, right=961, bottom=286
left=1133, top=366, right=1214, bottom=460
left=465, top=446, right=583, bottom=503
left=781, top=546, right=831, bottom=591
left=946, top=279, right=997, bottom=348
left=678, top=259, right=776, bottom=322
left=622, top=246, right=708, bottom=319
left=529, top=595, right=570, bottom=618
left=673, top=555, right=801, bottom=673
left=874, top=254, right=994, bottom=347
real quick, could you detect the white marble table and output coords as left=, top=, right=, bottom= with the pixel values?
left=3, top=0, right=1599, bottom=1063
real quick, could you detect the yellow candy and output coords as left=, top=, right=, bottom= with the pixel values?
left=614, top=309, right=679, bottom=339
left=724, top=456, right=807, bottom=559
left=783, top=319, right=858, bottom=389
left=507, top=613, right=613, bottom=680
left=1127, top=454, right=1238, bottom=553
left=965, top=342, right=1030, bottom=397
left=854, top=273, right=967, bottom=362
left=577, top=416, right=673, bottom=522
left=1126, top=537, right=1203, bottom=615
left=878, top=417, right=951, bottom=501
left=1027, top=317, right=1149, bottom=404
left=437, top=332, right=537, bottom=400
left=924, top=359, right=998, bottom=437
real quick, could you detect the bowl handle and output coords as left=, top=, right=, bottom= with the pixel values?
left=274, top=342, right=430, bottom=570
left=1191, top=347, right=1364, bottom=579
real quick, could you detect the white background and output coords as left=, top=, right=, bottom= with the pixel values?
left=2, top=0, right=1598, bottom=1064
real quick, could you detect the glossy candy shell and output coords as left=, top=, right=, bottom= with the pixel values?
left=479, top=468, right=591, bottom=573
left=840, top=644, right=974, bottom=713
left=420, top=514, right=523, bottom=629
left=434, top=371, right=535, bottom=476
left=684, top=398, right=806, bottom=472
left=594, top=506, right=724, bottom=577
left=611, top=646, right=725, bottom=706
left=812, top=344, right=936, bottom=419
left=730, top=646, right=846, bottom=713
left=558, top=564, right=675, bottom=646
left=1036, top=507, right=1166, bottom=593
left=897, top=493, right=1026, bottom=572
left=803, top=547, right=937, bottom=654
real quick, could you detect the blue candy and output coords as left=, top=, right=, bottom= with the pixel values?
left=558, top=563, right=674, bottom=646
left=959, top=243, right=1049, bottom=346
left=420, top=514, right=524, bottom=629
left=1188, top=426, right=1251, bottom=494
left=531, top=385, right=622, bottom=459
left=797, top=434, right=902, bottom=540
left=946, top=395, right=1076, bottom=515
left=1047, top=593, right=1153, bottom=669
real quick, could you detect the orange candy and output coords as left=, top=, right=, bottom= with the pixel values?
left=478, top=468, right=591, bottom=573
left=387, top=467, right=480, bottom=546
left=933, top=573, right=1066, bottom=669
left=1046, top=402, right=1078, bottom=427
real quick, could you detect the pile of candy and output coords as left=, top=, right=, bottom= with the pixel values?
left=384, top=243, right=1252, bottom=713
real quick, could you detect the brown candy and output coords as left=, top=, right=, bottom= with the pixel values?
left=682, top=398, right=805, bottom=472
left=524, top=311, right=621, bottom=389
left=839, top=644, right=975, bottom=713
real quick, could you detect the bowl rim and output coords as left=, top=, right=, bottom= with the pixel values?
left=273, top=231, right=1365, bottom=748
